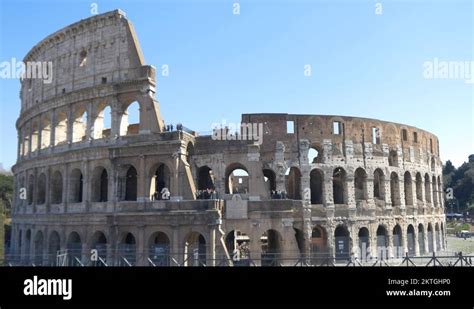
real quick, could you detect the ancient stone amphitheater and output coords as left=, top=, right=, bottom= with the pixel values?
left=10, top=10, right=446, bottom=266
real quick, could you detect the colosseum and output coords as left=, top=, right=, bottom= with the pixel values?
left=10, top=10, right=446, bottom=266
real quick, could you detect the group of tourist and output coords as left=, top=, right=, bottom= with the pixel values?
left=195, top=188, right=218, bottom=200
left=271, top=190, right=287, bottom=199
left=163, top=123, right=184, bottom=132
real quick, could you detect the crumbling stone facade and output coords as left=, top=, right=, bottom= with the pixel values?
left=10, top=10, right=446, bottom=266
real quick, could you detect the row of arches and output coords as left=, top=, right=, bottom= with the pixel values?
left=19, top=101, right=141, bottom=157
left=312, top=222, right=445, bottom=261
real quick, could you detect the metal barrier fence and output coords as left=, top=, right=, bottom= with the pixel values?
left=2, top=251, right=473, bottom=267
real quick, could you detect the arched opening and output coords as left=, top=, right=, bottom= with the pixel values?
left=27, top=175, right=34, bottom=205
left=263, top=169, right=276, bottom=194
left=308, top=146, right=323, bottom=164
left=424, top=174, right=431, bottom=203
left=93, top=104, right=112, bottom=139
left=119, top=101, right=140, bottom=136
left=432, top=176, right=438, bottom=206
left=69, top=169, right=83, bottom=203
left=435, top=223, right=441, bottom=251
left=418, top=224, right=425, bottom=255
left=333, top=167, right=347, bottom=204
left=225, top=230, right=250, bottom=266
left=91, top=167, right=108, bottom=202
left=125, top=166, right=138, bottom=201
left=261, top=229, right=282, bottom=266
left=197, top=166, right=215, bottom=191
left=404, top=171, right=413, bottom=206
left=390, top=172, right=400, bottom=206
left=373, top=168, right=385, bottom=200
left=22, top=129, right=30, bottom=156
left=427, top=223, right=434, bottom=253
left=184, top=232, right=206, bottom=266
left=51, top=171, right=63, bottom=204
left=25, top=229, right=31, bottom=264
left=54, top=110, right=68, bottom=146
left=285, top=167, right=301, bottom=200
left=150, top=164, right=171, bottom=200
left=118, top=233, right=136, bottom=265
left=311, top=226, right=328, bottom=263
left=310, top=169, right=324, bottom=204
left=30, top=120, right=39, bottom=153
left=149, top=232, right=170, bottom=266
left=72, top=107, right=87, bottom=143
left=431, top=157, right=435, bottom=172
left=90, top=231, right=107, bottom=265
left=358, top=227, right=370, bottom=261
left=225, top=164, right=249, bottom=194
left=40, top=115, right=51, bottom=149
left=36, top=173, right=46, bottom=205
left=48, top=231, right=60, bottom=265
left=66, top=232, right=82, bottom=266
left=354, top=168, right=368, bottom=201
left=416, top=173, right=423, bottom=202
left=34, top=231, right=44, bottom=265
left=334, top=225, right=350, bottom=261
left=388, top=150, right=398, bottom=167
left=392, top=225, right=403, bottom=258
left=376, top=225, right=388, bottom=260
left=407, top=225, right=415, bottom=256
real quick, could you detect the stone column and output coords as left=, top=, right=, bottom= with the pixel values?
left=137, top=155, right=147, bottom=202
left=136, top=226, right=146, bottom=266
left=66, top=105, right=73, bottom=146
left=207, top=226, right=217, bottom=266
left=82, top=159, right=90, bottom=211
left=50, top=109, right=56, bottom=148
left=346, top=176, right=355, bottom=208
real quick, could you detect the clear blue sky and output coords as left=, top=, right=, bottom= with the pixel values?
left=0, top=0, right=472, bottom=171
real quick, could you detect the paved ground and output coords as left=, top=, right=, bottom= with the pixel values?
left=445, top=235, right=474, bottom=255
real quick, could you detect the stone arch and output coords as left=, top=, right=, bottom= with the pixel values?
left=392, top=224, right=403, bottom=258
left=91, top=166, right=108, bottom=202
left=225, top=163, right=249, bottom=194
left=308, top=144, right=323, bottom=163
left=358, top=227, right=370, bottom=261
left=376, top=225, right=388, bottom=260
left=54, top=109, right=68, bottom=145
left=424, top=174, right=431, bottom=203
left=416, top=172, right=423, bottom=202
left=72, top=105, right=88, bottom=143
left=149, top=231, right=171, bottom=266
left=48, top=231, right=60, bottom=265
left=34, top=230, right=44, bottom=265
left=68, top=168, right=83, bottom=203
left=262, top=169, right=276, bottom=193
left=40, top=114, right=52, bottom=149
left=197, top=166, right=215, bottom=190
left=118, top=232, right=137, bottom=265
left=66, top=231, right=82, bottom=265
left=125, top=166, right=138, bottom=201
left=390, top=172, right=400, bottom=206
left=51, top=170, right=63, bottom=204
left=285, top=167, right=301, bottom=200
left=354, top=167, right=368, bottom=201
left=149, top=163, right=171, bottom=200
left=36, top=173, right=46, bottom=205
left=89, top=231, right=108, bottom=263
left=407, top=224, right=416, bottom=256
left=261, top=229, right=282, bottom=266
left=333, top=167, right=347, bottom=204
left=334, top=225, right=351, bottom=261
left=404, top=171, right=413, bottom=206
left=119, top=101, right=140, bottom=136
left=311, top=225, right=328, bottom=257
left=225, top=230, right=251, bottom=265
left=388, top=149, right=398, bottom=167
left=373, top=168, right=385, bottom=200
left=27, top=175, right=35, bottom=205
left=418, top=224, right=425, bottom=255
left=184, top=231, right=206, bottom=266
left=92, top=102, right=112, bottom=139
left=310, top=169, right=324, bottom=204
